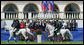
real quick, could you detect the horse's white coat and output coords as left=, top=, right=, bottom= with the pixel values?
left=46, top=23, right=55, bottom=37
left=46, top=23, right=73, bottom=40
left=4, top=25, right=33, bottom=41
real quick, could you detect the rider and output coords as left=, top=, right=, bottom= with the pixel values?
left=54, top=20, right=63, bottom=37
left=70, top=19, right=78, bottom=31
left=20, top=19, right=25, bottom=29
left=41, top=19, right=46, bottom=31
left=20, top=19, right=25, bottom=40
left=25, top=19, right=30, bottom=28
left=66, top=20, right=71, bottom=30
left=11, top=17, right=20, bottom=37
left=51, top=19, right=56, bottom=27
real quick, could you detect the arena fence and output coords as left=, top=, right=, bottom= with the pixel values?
left=1, top=28, right=83, bottom=41
left=1, top=12, right=82, bottom=20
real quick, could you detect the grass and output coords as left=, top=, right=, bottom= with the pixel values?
left=1, top=41, right=83, bottom=44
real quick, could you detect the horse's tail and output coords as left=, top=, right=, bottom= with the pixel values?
left=66, top=29, right=73, bottom=39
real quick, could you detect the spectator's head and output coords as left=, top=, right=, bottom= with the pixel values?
left=56, top=20, right=58, bottom=22
left=46, top=21, right=50, bottom=24
left=73, top=19, right=76, bottom=22
left=36, top=19, right=39, bottom=22
left=26, top=19, right=29, bottom=23
left=47, top=19, right=50, bottom=22
left=21, top=19, right=24, bottom=23
left=69, top=20, right=70, bottom=22
left=53, top=19, right=55, bottom=21
left=32, top=19, right=36, bottom=22
left=15, top=17, right=18, bottom=20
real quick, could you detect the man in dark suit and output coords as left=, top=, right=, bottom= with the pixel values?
left=28, top=19, right=36, bottom=30
left=70, top=19, right=78, bottom=31
left=51, top=19, right=56, bottom=27
left=11, top=17, right=20, bottom=37
left=41, top=19, right=46, bottom=31
left=53, top=20, right=59, bottom=36
left=35, top=19, right=40, bottom=30
left=47, top=19, right=51, bottom=24
left=66, top=20, right=71, bottom=30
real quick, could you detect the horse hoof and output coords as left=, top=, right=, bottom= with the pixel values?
left=25, top=39, right=28, bottom=42
left=15, top=40, right=17, bottom=42
left=8, top=40, right=9, bottom=43
left=25, top=40, right=27, bottom=42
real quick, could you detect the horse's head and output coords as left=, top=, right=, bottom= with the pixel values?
left=4, top=25, right=9, bottom=32
left=63, top=22, right=67, bottom=26
left=62, top=22, right=67, bottom=29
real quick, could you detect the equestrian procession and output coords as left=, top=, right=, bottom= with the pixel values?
left=3, top=17, right=78, bottom=42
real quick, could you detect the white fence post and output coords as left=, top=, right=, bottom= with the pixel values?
left=1, top=12, right=5, bottom=19
left=28, top=12, right=32, bottom=19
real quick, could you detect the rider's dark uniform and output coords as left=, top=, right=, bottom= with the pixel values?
left=11, top=19, right=20, bottom=37
left=51, top=20, right=56, bottom=27
left=54, top=20, right=63, bottom=37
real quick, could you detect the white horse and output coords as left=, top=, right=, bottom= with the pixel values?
left=4, top=25, right=34, bottom=42
left=45, top=23, right=55, bottom=38
left=45, top=22, right=73, bottom=40
left=57, top=22, right=73, bottom=40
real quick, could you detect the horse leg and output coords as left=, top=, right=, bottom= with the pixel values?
left=61, top=33, right=65, bottom=40
left=14, top=37, right=17, bottom=42
left=22, top=31, right=28, bottom=42
left=26, top=28, right=34, bottom=36
left=8, top=31, right=13, bottom=42
left=15, top=30, right=21, bottom=35
left=66, top=29, right=73, bottom=39
left=48, top=30, right=54, bottom=37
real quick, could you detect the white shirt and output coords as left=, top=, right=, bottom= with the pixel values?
left=26, top=23, right=29, bottom=28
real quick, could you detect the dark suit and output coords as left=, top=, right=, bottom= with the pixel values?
left=28, top=21, right=36, bottom=30
left=51, top=21, right=56, bottom=27
left=66, top=22, right=71, bottom=30
left=35, top=21, right=40, bottom=29
left=70, top=21, right=78, bottom=31
left=11, top=19, right=20, bottom=37
left=11, top=19, right=20, bottom=30
left=40, top=21, right=46, bottom=31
